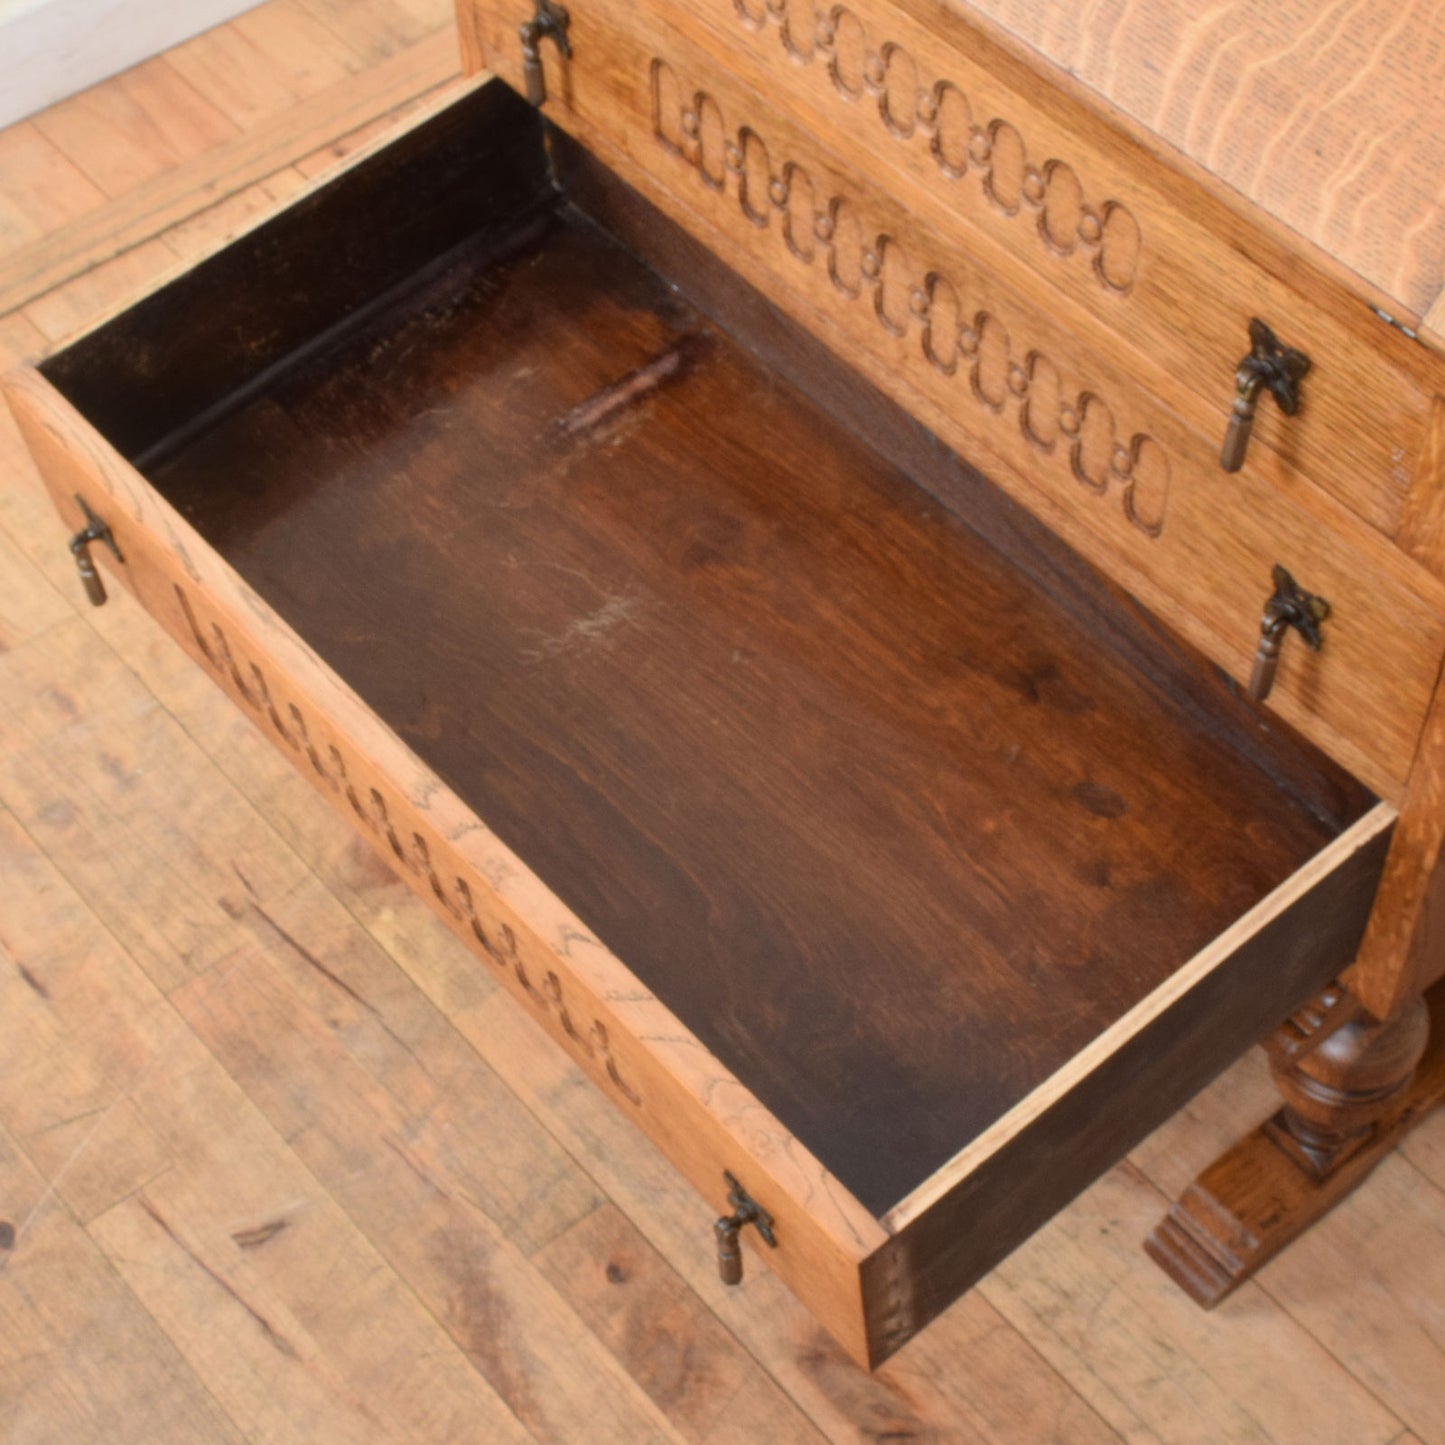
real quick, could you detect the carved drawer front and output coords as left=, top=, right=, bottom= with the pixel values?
left=463, top=0, right=1445, bottom=560
left=0, top=80, right=1401, bottom=1368
left=462, top=1, right=1445, bottom=802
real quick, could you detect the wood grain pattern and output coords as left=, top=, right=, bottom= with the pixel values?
left=864, top=807, right=1392, bottom=1360
left=461, top=8, right=1445, bottom=797
left=553, top=125, right=1374, bottom=832
left=122, top=198, right=1376, bottom=1219
left=679, top=0, right=1445, bottom=535
left=1146, top=980, right=1445, bottom=1315
left=1348, top=672, right=1445, bottom=1020
left=30, top=56, right=239, bottom=199
left=169, top=906, right=688, bottom=1443
left=989, top=1155, right=1406, bottom=1445
left=0, top=797, right=535, bottom=1445
left=0, top=1121, right=246, bottom=1445
left=1398, top=394, right=1445, bottom=579
left=962, top=0, right=1445, bottom=320
left=531, top=1204, right=829, bottom=1445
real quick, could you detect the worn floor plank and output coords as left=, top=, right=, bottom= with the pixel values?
left=464, top=991, right=1117, bottom=1445
left=0, top=30, right=461, bottom=320
left=30, top=58, right=239, bottom=200
left=0, top=764, right=540, bottom=1445
left=984, top=1162, right=1403, bottom=1445
left=0, top=1119, right=245, bottom=1445
left=532, top=1204, right=831, bottom=1445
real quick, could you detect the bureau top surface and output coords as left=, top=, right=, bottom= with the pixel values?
left=960, top=0, right=1445, bottom=320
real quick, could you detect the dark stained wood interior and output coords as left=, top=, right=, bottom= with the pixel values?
left=44, top=87, right=1375, bottom=1217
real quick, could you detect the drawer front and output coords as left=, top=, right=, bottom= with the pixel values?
left=461, top=4, right=1445, bottom=799
left=466, top=0, right=1445, bottom=549
left=4, top=366, right=886, bottom=1366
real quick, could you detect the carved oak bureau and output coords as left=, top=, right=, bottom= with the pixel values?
left=7, top=0, right=1445, bottom=1367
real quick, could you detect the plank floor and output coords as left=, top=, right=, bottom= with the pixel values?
left=1, top=5, right=1443, bottom=1442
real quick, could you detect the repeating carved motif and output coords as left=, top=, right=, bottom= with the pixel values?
left=728, top=0, right=1142, bottom=293
left=650, top=59, right=1169, bottom=538
left=173, top=582, right=643, bottom=1104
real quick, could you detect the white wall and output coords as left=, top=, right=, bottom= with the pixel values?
left=0, top=0, right=266, bottom=129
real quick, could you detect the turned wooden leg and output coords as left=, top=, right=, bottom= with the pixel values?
left=1146, top=980, right=1445, bottom=1307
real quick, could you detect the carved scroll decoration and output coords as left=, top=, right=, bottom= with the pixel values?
left=651, top=59, right=1169, bottom=538
left=173, top=582, right=643, bottom=1105
left=729, top=0, right=1142, bottom=294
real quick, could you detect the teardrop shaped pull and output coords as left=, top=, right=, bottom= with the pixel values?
left=67, top=495, right=123, bottom=607
left=519, top=0, right=571, bottom=106
left=1248, top=565, right=1329, bottom=704
left=1220, top=319, right=1310, bottom=473
left=714, top=1171, right=777, bottom=1285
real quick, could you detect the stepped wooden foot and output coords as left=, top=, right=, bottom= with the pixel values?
left=1146, top=981, right=1445, bottom=1307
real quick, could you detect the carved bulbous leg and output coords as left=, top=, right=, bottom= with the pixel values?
left=1146, top=983, right=1445, bottom=1307
left=1266, top=993, right=1430, bottom=1176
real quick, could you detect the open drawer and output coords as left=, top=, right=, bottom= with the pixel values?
left=4, top=80, right=1396, bottom=1368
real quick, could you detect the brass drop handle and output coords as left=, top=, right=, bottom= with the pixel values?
left=714, top=1170, right=777, bottom=1285
left=519, top=0, right=571, bottom=106
left=67, top=495, right=123, bottom=607
left=1248, top=565, right=1329, bottom=704
left=1220, top=319, right=1311, bottom=473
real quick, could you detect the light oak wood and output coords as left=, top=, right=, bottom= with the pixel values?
left=514, top=0, right=1445, bottom=547
left=1396, top=396, right=1445, bottom=578
left=0, top=1120, right=245, bottom=1445
left=168, top=907, right=687, bottom=1443
left=30, top=56, right=240, bottom=198
left=1349, top=679, right=1445, bottom=1020
left=961, top=0, right=1445, bottom=322
left=0, top=804, right=536, bottom=1445
left=0, top=122, right=107, bottom=251
left=991, top=1159, right=1405, bottom=1445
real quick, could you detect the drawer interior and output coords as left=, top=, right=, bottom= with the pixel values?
left=41, top=81, right=1378, bottom=1222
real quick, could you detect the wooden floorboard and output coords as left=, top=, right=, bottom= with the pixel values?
left=0, top=4, right=1442, bottom=1441
left=0, top=28, right=461, bottom=320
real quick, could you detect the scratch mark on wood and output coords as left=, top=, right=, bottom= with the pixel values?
left=15, top=962, right=51, bottom=1000
left=231, top=1217, right=291, bottom=1250
left=555, top=335, right=705, bottom=436
left=139, top=1197, right=300, bottom=1359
